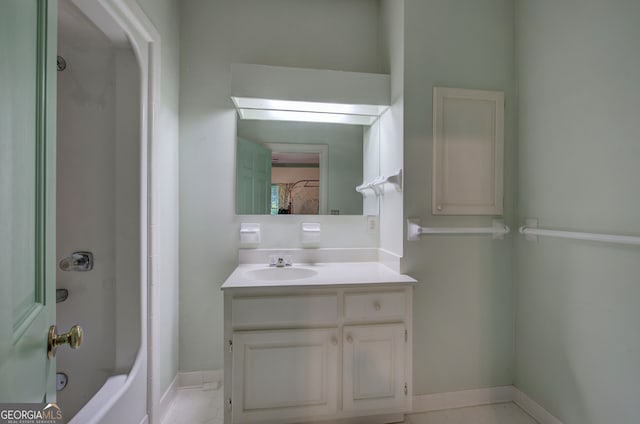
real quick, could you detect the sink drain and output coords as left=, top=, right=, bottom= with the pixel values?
left=56, top=373, right=68, bottom=391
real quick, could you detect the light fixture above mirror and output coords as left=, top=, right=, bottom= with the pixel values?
left=231, top=64, right=390, bottom=125
left=232, top=97, right=385, bottom=125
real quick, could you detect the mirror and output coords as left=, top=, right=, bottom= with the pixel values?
left=236, top=119, right=379, bottom=215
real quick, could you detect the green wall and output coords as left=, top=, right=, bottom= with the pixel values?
left=515, top=0, right=640, bottom=422
left=177, top=3, right=640, bottom=419
left=403, top=0, right=517, bottom=394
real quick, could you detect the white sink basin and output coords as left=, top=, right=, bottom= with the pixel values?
left=244, top=267, right=319, bottom=281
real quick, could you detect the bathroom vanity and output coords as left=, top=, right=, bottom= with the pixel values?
left=222, top=261, right=416, bottom=424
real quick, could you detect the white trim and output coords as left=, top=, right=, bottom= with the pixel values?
left=177, top=370, right=224, bottom=389
left=412, top=386, right=514, bottom=413
left=96, top=2, right=163, bottom=423
left=412, top=386, right=563, bottom=423
left=79, top=0, right=164, bottom=423
left=159, top=379, right=564, bottom=424
left=157, top=375, right=179, bottom=424
left=66, top=0, right=157, bottom=423
left=157, top=372, right=223, bottom=423
left=513, top=388, right=564, bottom=424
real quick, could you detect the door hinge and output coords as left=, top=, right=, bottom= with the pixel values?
left=227, top=397, right=232, bottom=411
left=228, top=339, right=233, bottom=352
left=404, top=383, right=408, bottom=396
left=405, top=329, right=408, bottom=342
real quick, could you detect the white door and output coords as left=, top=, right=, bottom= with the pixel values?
left=342, top=324, right=407, bottom=413
left=0, top=0, right=58, bottom=403
left=232, top=329, right=339, bottom=423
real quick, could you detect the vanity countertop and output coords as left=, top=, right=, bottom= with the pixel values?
left=221, top=262, right=417, bottom=290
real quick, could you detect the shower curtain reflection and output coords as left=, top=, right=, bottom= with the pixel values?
left=273, top=180, right=320, bottom=215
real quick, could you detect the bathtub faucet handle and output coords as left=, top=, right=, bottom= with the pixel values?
left=59, top=251, right=93, bottom=272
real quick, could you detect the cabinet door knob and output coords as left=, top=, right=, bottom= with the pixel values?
left=373, top=300, right=381, bottom=311
left=346, top=334, right=353, bottom=344
left=330, top=335, right=338, bottom=345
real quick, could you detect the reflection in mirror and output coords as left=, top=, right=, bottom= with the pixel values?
left=236, top=120, right=373, bottom=215
left=269, top=146, right=325, bottom=215
left=271, top=152, right=319, bottom=215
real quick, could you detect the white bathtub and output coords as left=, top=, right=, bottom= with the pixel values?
left=68, top=348, right=147, bottom=424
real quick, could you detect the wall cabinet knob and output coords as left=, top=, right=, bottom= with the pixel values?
left=373, top=301, right=381, bottom=311
left=330, top=335, right=338, bottom=345
left=346, top=334, right=353, bottom=344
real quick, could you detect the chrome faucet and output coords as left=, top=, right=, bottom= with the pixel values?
left=269, top=255, right=292, bottom=267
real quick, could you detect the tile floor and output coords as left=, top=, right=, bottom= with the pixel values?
left=162, top=384, right=538, bottom=424
left=406, top=402, right=538, bottom=424
left=162, top=383, right=224, bottom=424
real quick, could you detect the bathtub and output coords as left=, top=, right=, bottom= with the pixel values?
left=68, top=346, right=146, bottom=424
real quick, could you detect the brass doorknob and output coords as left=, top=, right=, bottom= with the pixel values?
left=48, top=325, right=83, bottom=359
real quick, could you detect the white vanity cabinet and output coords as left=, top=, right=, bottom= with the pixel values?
left=232, top=328, right=340, bottom=423
left=223, top=284, right=413, bottom=424
left=342, top=323, right=407, bottom=414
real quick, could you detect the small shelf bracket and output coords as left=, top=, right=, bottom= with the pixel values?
left=356, top=169, right=403, bottom=196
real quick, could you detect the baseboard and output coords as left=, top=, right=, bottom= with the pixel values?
left=177, top=369, right=223, bottom=389
left=412, top=386, right=514, bottom=413
left=157, top=371, right=224, bottom=423
left=412, top=385, right=563, bottom=424
left=513, top=388, right=563, bottom=424
left=159, top=376, right=562, bottom=424
left=157, top=375, right=179, bottom=423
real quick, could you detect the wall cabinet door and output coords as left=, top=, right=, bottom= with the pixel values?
left=232, top=328, right=339, bottom=423
left=432, top=86, right=504, bottom=215
left=342, top=324, right=407, bottom=413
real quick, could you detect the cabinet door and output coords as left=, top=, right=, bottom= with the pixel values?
left=343, top=324, right=407, bottom=413
left=432, top=86, right=504, bottom=215
left=232, top=329, right=339, bottom=423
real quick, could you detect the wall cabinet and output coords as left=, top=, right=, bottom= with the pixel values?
left=432, top=86, right=504, bottom=215
left=224, top=285, right=413, bottom=424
